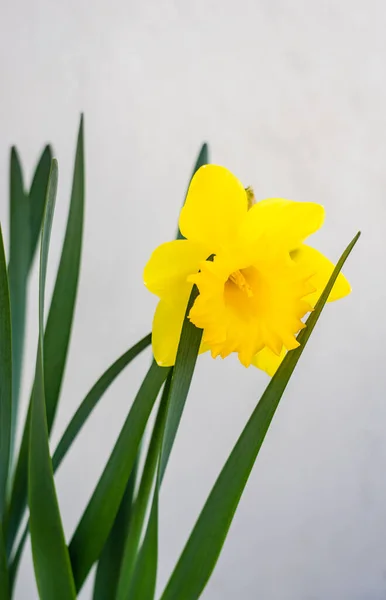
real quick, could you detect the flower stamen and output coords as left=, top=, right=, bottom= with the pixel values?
left=228, top=270, right=254, bottom=297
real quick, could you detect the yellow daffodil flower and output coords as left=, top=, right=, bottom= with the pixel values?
left=144, top=165, right=350, bottom=375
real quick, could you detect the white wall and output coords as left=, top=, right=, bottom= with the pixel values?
left=0, top=1, right=384, bottom=598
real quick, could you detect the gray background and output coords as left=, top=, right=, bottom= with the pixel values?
left=0, top=1, right=384, bottom=598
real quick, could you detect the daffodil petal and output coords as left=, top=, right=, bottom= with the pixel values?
left=179, top=165, right=248, bottom=249
left=252, top=346, right=286, bottom=376
left=152, top=293, right=208, bottom=367
left=240, top=198, right=325, bottom=252
left=144, top=239, right=208, bottom=299
left=291, top=244, right=351, bottom=306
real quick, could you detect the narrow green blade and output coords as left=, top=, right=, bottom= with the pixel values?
left=8, top=148, right=29, bottom=459
left=52, top=334, right=151, bottom=471
left=116, top=371, right=172, bottom=599
left=69, top=361, right=170, bottom=592
left=28, top=160, right=76, bottom=599
left=92, top=458, right=139, bottom=600
left=126, top=491, right=159, bottom=600
left=0, top=523, right=9, bottom=600
left=8, top=334, right=151, bottom=574
left=124, top=283, right=202, bottom=600
left=6, top=117, right=84, bottom=556
left=29, top=145, right=53, bottom=268
left=161, top=232, right=360, bottom=600
left=44, top=116, right=84, bottom=431
left=0, top=226, right=12, bottom=522
left=160, top=284, right=204, bottom=480
left=177, top=143, right=209, bottom=240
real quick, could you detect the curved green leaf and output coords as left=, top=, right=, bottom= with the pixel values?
left=8, top=334, right=151, bottom=580
left=52, top=333, right=151, bottom=471
left=116, top=371, right=172, bottom=600
left=8, top=148, right=28, bottom=459
left=0, top=226, right=12, bottom=521
left=69, top=361, right=170, bottom=592
left=93, top=458, right=139, bottom=600
left=29, top=145, right=53, bottom=269
left=7, top=117, right=84, bottom=557
left=0, top=523, right=9, bottom=600
left=161, top=232, right=360, bottom=600
left=28, top=159, right=76, bottom=599
left=126, top=491, right=158, bottom=600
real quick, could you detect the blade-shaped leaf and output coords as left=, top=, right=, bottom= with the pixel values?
left=122, top=281, right=203, bottom=599
left=28, top=159, right=76, bottom=599
left=8, top=333, right=151, bottom=576
left=177, top=143, right=209, bottom=240
left=126, top=491, right=158, bottom=600
left=161, top=232, right=360, bottom=600
left=69, top=361, right=170, bottom=592
left=114, top=144, right=208, bottom=598
left=0, top=523, right=9, bottom=600
left=8, top=148, right=28, bottom=458
left=116, top=371, right=172, bottom=599
left=0, top=226, right=12, bottom=521
left=52, top=333, right=151, bottom=471
left=29, top=145, right=53, bottom=268
left=6, top=117, right=84, bottom=556
left=92, top=458, right=139, bottom=600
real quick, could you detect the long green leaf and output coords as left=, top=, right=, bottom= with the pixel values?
left=8, top=333, right=152, bottom=579
left=160, top=284, right=204, bottom=480
left=0, top=226, right=12, bottom=521
left=93, top=458, right=139, bottom=600
left=29, top=146, right=53, bottom=269
left=28, top=159, right=76, bottom=599
left=52, top=333, right=151, bottom=471
left=119, top=279, right=204, bottom=599
left=177, top=143, right=209, bottom=240
left=69, top=361, right=170, bottom=592
left=113, top=145, right=208, bottom=598
left=126, top=492, right=158, bottom=600
left=6, top=118, right=84, bottom=556
left=161, top=232, right=360, bottom=600
left=0, top=523, right=9, bottom=600
left=8, top=148, right=28, bottom=460
left=116, top=371, right=172, bottom=599
left=44, top=116, right=84, bottom=431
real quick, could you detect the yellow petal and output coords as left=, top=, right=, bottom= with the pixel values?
left=239, top=198, right=325, bottom=253
left=152, top=293, right=208, bottom=367
left=251, top=346, right=286, bottom=376
left=291, top=244, right=351, bottom=307
left=179, top=165, right=248, bottom=250
left=144, top=239, right=208, bottom=299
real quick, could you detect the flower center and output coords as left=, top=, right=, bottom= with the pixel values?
left=228, top=269, right=254, bottom=297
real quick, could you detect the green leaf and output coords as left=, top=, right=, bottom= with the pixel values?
left=29, top=145, right=53, bottom=269
left=126, top=491, right=159, bottom=600
left=6, top=117, right=84, bottom=557
left=160, top=232, right=360, bottom=600
left=160, top=283, right=204, bottom=480
left=8, top=521, right=27, bottom=595
left=0, top=523, right=9, bottom=600
left=28, top=159, right=76, bottom=599
left=0, top=226, right=12, bottom=522
left=177, top=143, right=209, bottom=240
left=92, top=458, right=139, bottom=600
left=116, top=371, right=172, bottom=600
left=45, top=116, right=84, bottom=432
left=52, top=334, right=151, bottom=471
left=69, top=361, right=170, bottom=592
left=8, top=333, right=151, bottom=577
left=8, top=148, right=29, bottom=459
